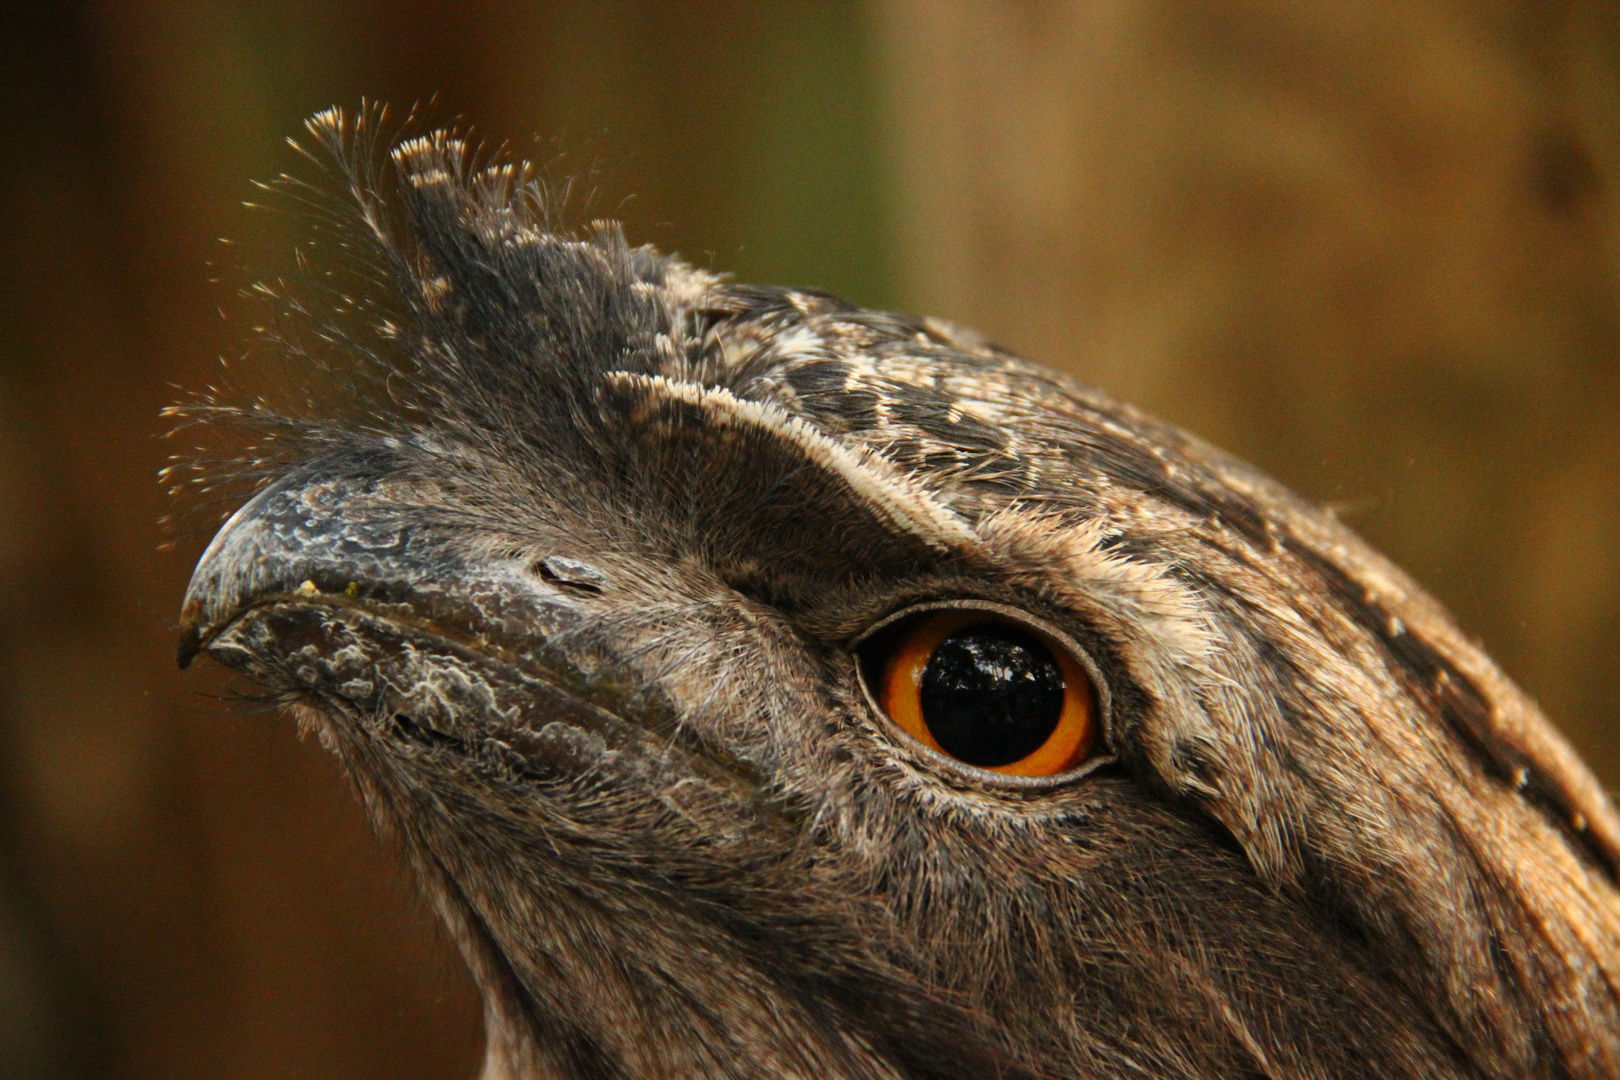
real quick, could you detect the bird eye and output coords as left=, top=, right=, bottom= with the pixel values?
left=859, top=607, right=1100, bottom=779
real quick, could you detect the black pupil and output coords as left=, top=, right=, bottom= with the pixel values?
left=917, top=623, right=1066, bottom=767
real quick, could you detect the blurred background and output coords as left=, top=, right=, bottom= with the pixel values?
left=0, top=2, right=1616, bottom=1077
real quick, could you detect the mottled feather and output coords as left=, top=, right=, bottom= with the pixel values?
left=174, top=107, right=1620, bottom=1080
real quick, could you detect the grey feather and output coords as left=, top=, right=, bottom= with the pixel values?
left=173, top=106, right=1620, bottom=1080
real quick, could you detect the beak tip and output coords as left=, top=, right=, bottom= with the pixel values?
left=176, top=626, right=203, bottom=669
left=176, top=596, right=210, bottom=670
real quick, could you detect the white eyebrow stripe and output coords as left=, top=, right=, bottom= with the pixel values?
left=604, top=372, right=979, bottom=553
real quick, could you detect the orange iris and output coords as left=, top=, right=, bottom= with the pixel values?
left=877, top=610, right=1097, bottom=777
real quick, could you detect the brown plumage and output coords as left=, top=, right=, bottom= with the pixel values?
left=175, top=108, right=1620, bottom=1079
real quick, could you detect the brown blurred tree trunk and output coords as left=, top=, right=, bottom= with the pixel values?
left=873, top=0, right=1620, bottom=786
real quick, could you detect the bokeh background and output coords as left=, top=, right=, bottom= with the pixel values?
left=1, top=2, right=1616, bottom=1077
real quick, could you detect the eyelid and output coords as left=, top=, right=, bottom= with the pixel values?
left=852, top=600, right=1115, bottom=789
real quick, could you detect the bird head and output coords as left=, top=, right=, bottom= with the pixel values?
left=176, top=108, right=1620, bottom=1080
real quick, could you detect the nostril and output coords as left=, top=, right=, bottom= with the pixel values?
left=391, top=712, right=461, bottom=750
left=533, top=554, right=608, bottom=593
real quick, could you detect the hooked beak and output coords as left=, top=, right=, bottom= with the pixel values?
left=175, top=465, right=687, bottom=778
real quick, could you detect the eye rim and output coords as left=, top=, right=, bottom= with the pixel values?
left=852, top=600, right=1114, bottom=789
